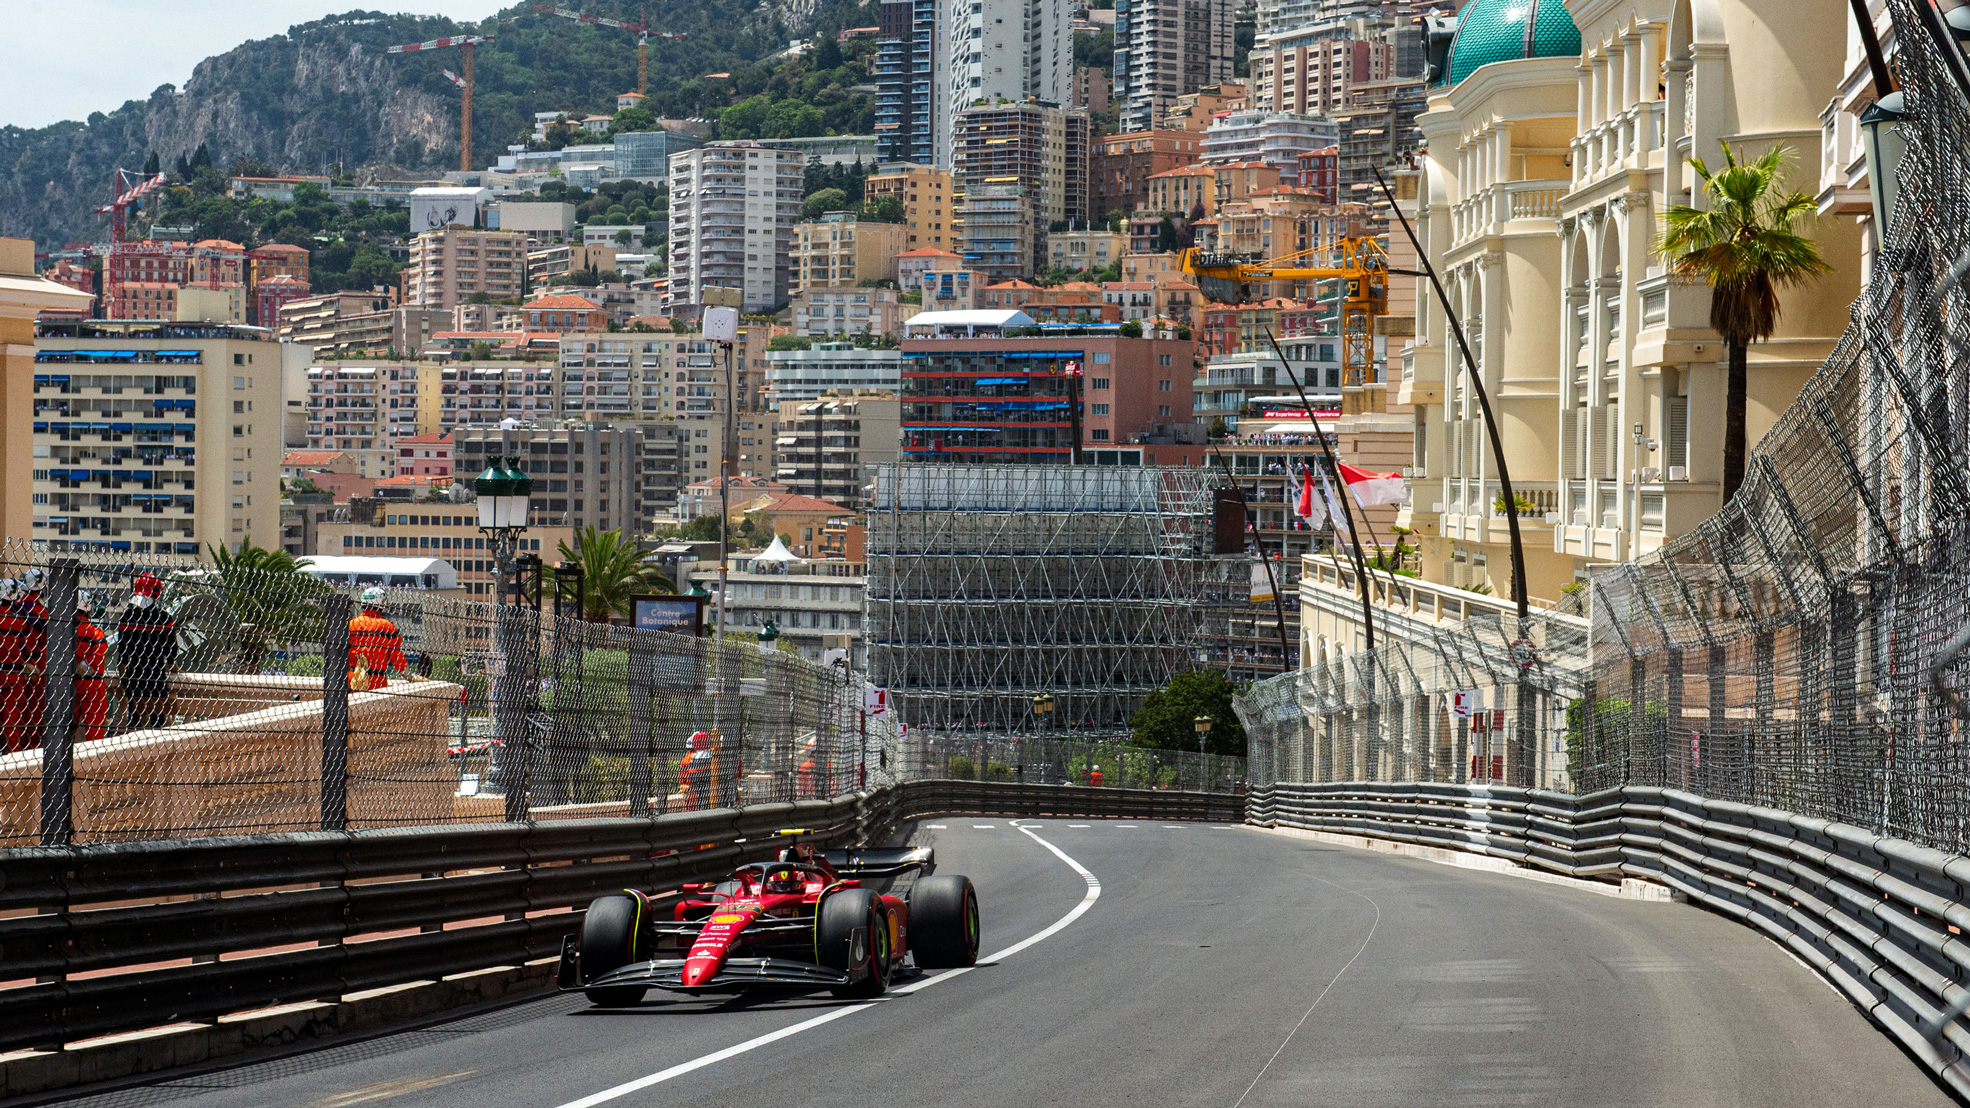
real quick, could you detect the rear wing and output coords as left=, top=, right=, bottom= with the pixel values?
left=821, top=846, right=935, bottom=880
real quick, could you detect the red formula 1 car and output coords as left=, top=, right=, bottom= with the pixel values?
left=558, top=838, right=980, bottom=1006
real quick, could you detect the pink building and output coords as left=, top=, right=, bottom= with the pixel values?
left=395, top=432, right=453, bottom=479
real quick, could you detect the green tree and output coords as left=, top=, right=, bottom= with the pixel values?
left=802, top=188, right=848, bottom=219
left=1657, top=142, right=1831, bottom=501
left=861, top=195, right=905, bottom=223
left=554, top=525, right=674, bottom=622
left=612, top=106, right=657, bottom=133
left=768, top=333, right=813, bottom=351
left=1128, top=670, right=1245, bottom=756
left=205, top=537, right=327, bottom=673
left=1119, top=319, right=1143, bottom=338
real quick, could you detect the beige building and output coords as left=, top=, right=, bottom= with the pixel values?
left=1301, top=0, right=1863, bottom=661
left=1046, top=229, right=1128, bottom=273
left=3, top=239, right=94, bottom=544
left=790, top=287, right=905, bottom=339
left=772, top=396, right=900, bottom=509
left=865, top=164, right=956, bottom=251
left=315, top=500, right=573, bottom=598
left=32, top=320, right=281, bottom=555
left=792, top=214, right=908, bottom=291
left=405, top=228, right=527, bottom=309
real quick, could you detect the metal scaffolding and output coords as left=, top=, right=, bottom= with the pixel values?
left=864, top=463, right=1218, bottom=735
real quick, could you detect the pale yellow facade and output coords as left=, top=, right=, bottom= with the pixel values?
left=792, top=216, right=908, bottom=292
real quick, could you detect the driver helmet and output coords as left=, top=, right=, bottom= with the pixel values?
left=360, top=585, right=387, bottom=607
left=19, top=568, right=46, bottom=594
left=764, top=869, right=804, bottom=895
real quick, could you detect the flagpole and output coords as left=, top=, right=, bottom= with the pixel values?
left=1261, top=325, right=1378, bottom=650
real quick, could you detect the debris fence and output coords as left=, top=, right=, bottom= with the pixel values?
left=1238, top=0, right=1970, bottom=856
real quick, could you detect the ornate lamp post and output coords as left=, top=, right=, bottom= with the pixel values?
left=1194, top=715, right=1214, bottom=756
left=474, top=456, right=533, bottom=605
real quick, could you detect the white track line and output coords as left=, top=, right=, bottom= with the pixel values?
left=547, top=825, right=1100, bottom=1108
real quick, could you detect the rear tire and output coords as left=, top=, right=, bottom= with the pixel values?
left=817, top=888, right=889, bottom=998
left=909, top=875, right=979, bottom=969
left=581, top=893, right=647, bottom=1007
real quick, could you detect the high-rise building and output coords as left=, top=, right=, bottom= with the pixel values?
left=935, top=0, right=1075, bottom=168
left=305, top=362, right=427, bottom=472
left=450, top=423, right=643, bottom=534
left=876, top=0, right=940, bottom=164
left=667, top=142, right=805, bottom=313
left=1202, top=110, right=1342, bottom=182
left=765, top=344, right=905, bottom=402
left=404, top=228, right=527, bottom=309
left=952, top=101, right=1091, bottom=278
left=1113, top=0, right=1236, bottom=134
left=31, top=320, right=281, bottom=555
left=774, top=396, right=902, bottom=508
left=864, top=164, right=956, bottom=251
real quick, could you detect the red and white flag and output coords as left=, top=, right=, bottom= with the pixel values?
left=1337, top=463, right=1409, bottom=507
left=1295, top=467, right=1315, bottom=520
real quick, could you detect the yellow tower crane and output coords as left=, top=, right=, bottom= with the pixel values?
left=1180, top=237, right=1389, bottom=388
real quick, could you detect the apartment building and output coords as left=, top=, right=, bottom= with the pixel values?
left=404, top=228, right=527, bottom=309
left=790, top=287, right=906, bottom=338
left=899, top=312, right=1196, bottom=462
left=864, top=164, right=956, bottom=251
left=793, top=213, right=908, bottom=290
left=396, top=431, right=452, bottom=478
left=1113, top=0, right=1237, bottom=134
left=1202, top=111, right=1342, bottom=183
left=952, top=101, right=1092, bottom=278
left=305, top=362, right=428, bottom=474
left=315, top=500, right=570, bottom=597
left=1092, top=130, right=1204, bottom=223
left=1047, top=229, right=1128, bottom=273
left=774, top=396, right=901, bottom=509
left=687, top=558, right=868, bottom=666
left=764, top=344, right=904, bottom=402
left=934, top=0, right=1075, bottom=168
left=450, top=423, right=642, bottom=533
left=876, top=0, right=940, bottom=165
left=1162, top=79, right=1248, bottom=131
left=667, top=142, right=805, bottom=313
left=31, top=320, right=280, bottom=555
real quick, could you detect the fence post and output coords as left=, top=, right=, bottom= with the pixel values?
left=496, top=604, right=538, bottom=823
left=321, top=593, right=351, bottom=832
left=38, top=558, right=79, bottom=847
left=627, top=639, right=652, bottom=818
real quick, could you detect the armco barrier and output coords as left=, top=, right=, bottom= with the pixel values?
left=0, top=780, right=1225, bottom=1095
left=1251, top=783, right=1970, bottom=1100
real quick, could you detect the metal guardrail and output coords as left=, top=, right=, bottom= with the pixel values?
left=0, top=780, right=1226, bottom=1057
left=1250, top=783, right=1970, bottom=1099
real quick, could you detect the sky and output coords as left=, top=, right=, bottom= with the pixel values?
left=2, top=0, right=512, bottom=130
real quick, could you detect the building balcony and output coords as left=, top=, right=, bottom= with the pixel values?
left=1450, top=179, right=1569, bottom=249
left=1569, top=100, right=1667, bottom=192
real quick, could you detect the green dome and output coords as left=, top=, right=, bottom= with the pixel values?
left=1440, top=0, right=1581, bottom=87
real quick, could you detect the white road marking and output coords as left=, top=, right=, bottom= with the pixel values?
left=925, top=824, right=947, bottom=829
left=972, top=824, right=996, bottom=829
left=1161, top=824, right=1185, bottom=829
left=547, top=826, right=1101, bottom=1108
left=1067, top=824, right=1091, bottom=828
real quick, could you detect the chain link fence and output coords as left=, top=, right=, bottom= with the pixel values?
left=0, top=539, right=900, bottom=846
left=1238, top=0, right=1970, bottom=855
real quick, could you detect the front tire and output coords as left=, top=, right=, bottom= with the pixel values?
left=581, top=893, right=647, bottom=1006
left=817, top=888, right=890, bottom=998
left=909, top=875, right=979, bottom=968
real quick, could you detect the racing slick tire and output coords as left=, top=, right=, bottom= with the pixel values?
left=908, top=874, right=980, bottom=968
left=580, top=893, right=647, bottom=1007
left=817, top=888, right=890, bottom=998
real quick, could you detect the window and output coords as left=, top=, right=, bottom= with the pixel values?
left=1158, top=353, right=1172, bottom=366
left=1090, top=429, right=1110, bottom=441
left=1092, top=403, right=1110, bottom=415
left=1091, top=352, right=1110, bottom=364
left=1158, top=405, right=1171, bottom=417
left=1158, top=379, right=1171, bottom=391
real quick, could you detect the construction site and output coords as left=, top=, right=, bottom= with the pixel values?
left=864, top=462, right=1262, bottom=737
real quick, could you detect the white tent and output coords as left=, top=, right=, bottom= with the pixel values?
left=751, top=535, right=804, bottom=564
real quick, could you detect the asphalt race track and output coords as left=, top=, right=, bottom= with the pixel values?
left=60, top=821, right=1955, bottom=1108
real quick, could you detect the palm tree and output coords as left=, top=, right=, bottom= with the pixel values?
left=1658, top=142, right=1833, bottom=502
left=554, top=526, right=673, bottom=622
left=206, top=536, right=326, bottom=671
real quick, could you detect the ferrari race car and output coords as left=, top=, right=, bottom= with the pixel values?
left=558, top=837, right=980, bottom=1006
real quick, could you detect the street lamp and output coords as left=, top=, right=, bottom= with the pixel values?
left=1031, top=693, right=1054, bottom=731
left=474, top=455, right=532, bottom=604
left=758, top=618, right=780, bottom=656
left=1859, top=91, right=1906, bottom=247
left=1194, top=715, right=1214, bottom=756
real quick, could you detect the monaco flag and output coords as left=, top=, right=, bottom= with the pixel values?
left=1295, top=467, right=1315, bottom=520
left=1338, top=463, right=1409, bottom=507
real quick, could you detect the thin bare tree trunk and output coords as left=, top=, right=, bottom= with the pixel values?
left=1723, top=339, right=1749, bottom=502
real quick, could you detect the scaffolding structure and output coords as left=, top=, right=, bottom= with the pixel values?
left=865, top=463, right=1219, bottom=735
